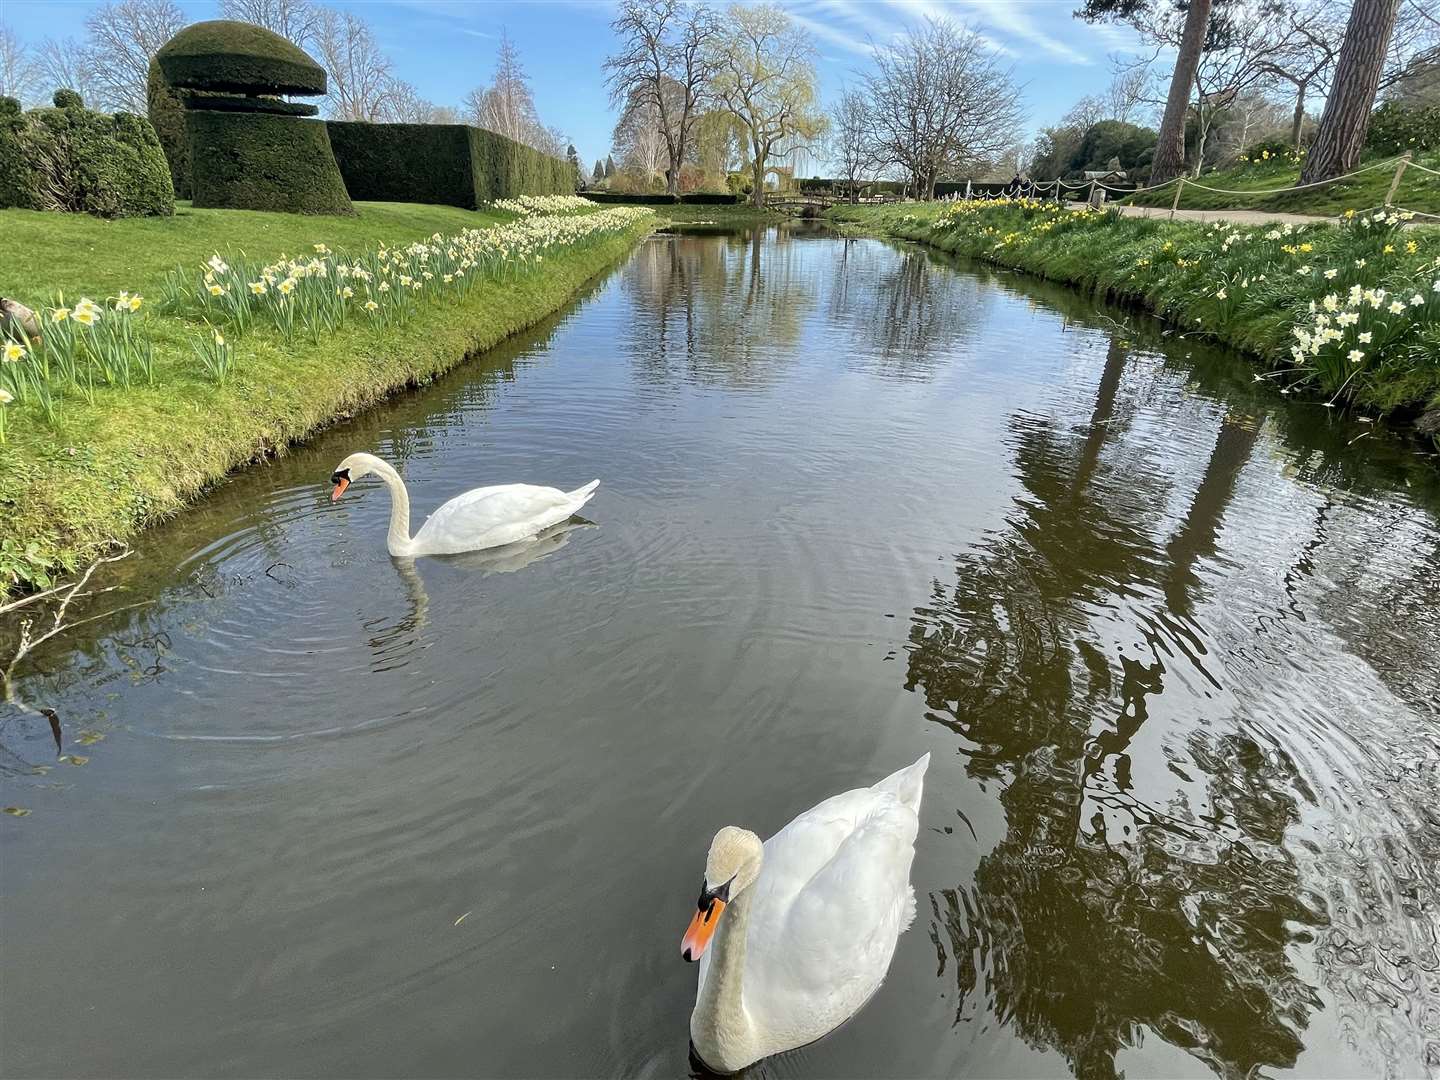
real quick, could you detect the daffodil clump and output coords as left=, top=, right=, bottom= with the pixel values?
left=159, top=204, right=651, bottom=362
left=0, top=292, right=154, bottom=430
left=837, top=197, right=1440, bottom=416
left=491, top=194, right=595, bottom=217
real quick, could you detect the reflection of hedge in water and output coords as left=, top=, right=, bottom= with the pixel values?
left=327, top=122, right=573, bottom=209
left=0, top=92, right=174, bottom=218
left=188, top=110, right=353, bottom=215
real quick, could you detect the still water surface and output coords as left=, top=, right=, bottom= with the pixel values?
left=2, top=226, right=1439, bottom=1079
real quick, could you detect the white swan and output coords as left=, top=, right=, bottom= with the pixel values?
left=681, top=753, right=929, bottom=1073
left=329, top=452, right=599, bottom=558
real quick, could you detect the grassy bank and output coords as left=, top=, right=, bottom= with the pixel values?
left=0, top=200, right=654, bottom=588
left=1120, top=150, right=1440, bottom=217
left=830, top=198, right=1440, bottom=431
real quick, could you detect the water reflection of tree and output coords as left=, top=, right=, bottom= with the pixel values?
left=622, top=229, right=812, bottom=388
left=906, top=332, right=1322, bottom=1079
left=826, top=240, right=986, bottom=381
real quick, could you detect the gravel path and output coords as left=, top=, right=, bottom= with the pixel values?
left=1115, top=204, right=1334, bottom=226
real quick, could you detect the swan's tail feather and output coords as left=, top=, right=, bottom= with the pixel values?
left=567, top=479, right=601, bottom=506
left=873, top=752, right=929, bottom=813
left=898, top=884, right=917, bottom=932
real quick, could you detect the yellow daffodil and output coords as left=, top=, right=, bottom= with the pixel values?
left=128, top=295, right=143, bottom=312
left=51, top=307, right=70, bottom=322
left=249, top=282, right=267, bottom=295
left=0, top=388, right=11, bottom=404
left=208, top=284, right=225, bottom=297
left=73, top=308, right=96, bottom=326
left=213, top=330, right=225, bottom=346
left=3, top=342, right=25, bottom=363
left=278, top=278, right=296, bottom=295
left=364, top=300, right=379, bottom=312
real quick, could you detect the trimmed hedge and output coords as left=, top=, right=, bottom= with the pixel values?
left=581, top=191, right=740, bottom=205
left=146, top=57, right=190, bottom=199
left=189, top=111, right=352, bottom=215
left=327, top=122, right=572, bottom=208
left=0, top=91, right=174, bottom=218
left=156, top=20, right=326, bottom=96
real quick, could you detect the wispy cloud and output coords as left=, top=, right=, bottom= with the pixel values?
left=884, top=0, right=1095, bottom=65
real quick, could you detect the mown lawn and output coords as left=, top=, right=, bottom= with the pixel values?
left=830, top=199, right=1440, bottom=433
left=1121, top=150, right=1440, bottom=217
left=1, top=201, right=653, bottom=589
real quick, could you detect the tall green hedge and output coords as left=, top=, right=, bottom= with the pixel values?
left=155, top=20, right=326, bottom=96
left=327, top=121, right=573, bottom=209
left=146, top=57, right=190, bottom=199
left=189, top=111, right=353, bottom=215
left=0, top=91, right=174, bottom=218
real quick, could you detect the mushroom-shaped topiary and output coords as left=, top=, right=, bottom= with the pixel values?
left=156, top=19, right=352, bottom=215
left=156, top=20, right=326, bottom=97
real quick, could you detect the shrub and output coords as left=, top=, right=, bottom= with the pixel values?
left=327, top=122, right=572, bottom=208
left=581, top=192, right=678, bottom=204
left=155, top=20, right=326, bottom=96
left=0, top=93, right=174, bottom=217
left=146, top=57, right=190, bottom=199
left=1365, top=100, right=1440, bottom=155
left=189, top=111, right=352, bottom=214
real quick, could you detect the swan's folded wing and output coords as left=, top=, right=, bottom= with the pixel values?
left=415, top=484, right=572, bottom=551
left=746, top=794, right=921, bottom=1030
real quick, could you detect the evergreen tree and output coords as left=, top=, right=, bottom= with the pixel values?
left=605, top=154, right=616, bottom=177
left=566, top=142, right=581, bottom=185
left=593, top=159, right=605, bottom=181
left=1300, top=0, right=1402, bottom=182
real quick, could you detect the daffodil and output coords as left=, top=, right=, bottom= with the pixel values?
left=249, top=281, right=267, bottom=295
left=1387, top=300, right=1405, bottom=314
left=3, top=342, right=24, bottom=363
left=213, top=330, right=225, bottom=346
left=1324, top=269, right=1338, bottom=280
left=1358, top=331, right=1372, bottom=344
left=72, top=308, right=96, bottom=326
left=51, top=307, right=70, bottom=322
left=278, top=278, right=296, bottom=296
left=1348, top=349, right=1365, bottom=363
left=364, top=300, right=379, bottom=312
left=128, top=295, right=143, bottom=312
left=208, top=284, right=226, bottom=297
left=1411, top=294, right=1424, bottom=307
left=0, top=388, right=11, bottom=404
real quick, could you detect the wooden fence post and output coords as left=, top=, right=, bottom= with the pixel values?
left=1170, top=178, right=1185, bottom=220
left=1384, top=151, right=1412, bottom=207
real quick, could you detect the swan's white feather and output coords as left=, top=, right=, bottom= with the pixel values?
left=692, top=753, right=928, bottom=1070
left=412, top=481, right=596, bottom=555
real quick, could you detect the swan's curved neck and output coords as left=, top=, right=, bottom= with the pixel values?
left=692, top=885, right=757, bottom=1069
left=370, top=459, right=413, bottom=556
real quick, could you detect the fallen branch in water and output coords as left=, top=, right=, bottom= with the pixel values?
left=0, top=546, right=149, bottom=743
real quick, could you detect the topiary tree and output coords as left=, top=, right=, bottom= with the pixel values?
left=0, top=92, right=175, bottom=217
left=146, top=57, right=190, bottom=199
left=157, top=19, right=353, bottom=215
left=593, top=159, right=604, bottom=181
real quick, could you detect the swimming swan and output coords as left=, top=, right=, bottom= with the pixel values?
left=681, top=753, right=929, bottom=1073
left=329, top=452, right=599, bottom=558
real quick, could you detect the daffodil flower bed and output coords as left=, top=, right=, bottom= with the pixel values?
left=490, top=194, right=596, bottom=217
left=830, top=197, right=1440, bottom=425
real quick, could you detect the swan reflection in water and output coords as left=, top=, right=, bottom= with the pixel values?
left=366, top=517, right=596, bottom=670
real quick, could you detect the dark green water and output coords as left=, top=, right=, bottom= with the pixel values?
left=2, top=225, right=1438, bottom=1080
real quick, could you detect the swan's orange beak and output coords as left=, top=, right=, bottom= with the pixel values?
left=331, top=476, right=350, bottom=502
left=681, top=897, right=726, bottom=962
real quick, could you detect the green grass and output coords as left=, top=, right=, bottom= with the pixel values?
left=1120, top=150, right=1440, bottom=217
left=655, top=204, right=785, bottom=225
left=830, top=199, right=1440, bottom=434
left=0, top=201, right=654, bottom=589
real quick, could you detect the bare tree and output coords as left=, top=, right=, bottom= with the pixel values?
left=612, top=85, right=670, bottom=180
left=709, top=3, right=826, bottom=207
left=605, top=0, right=721, bottom=195
left=1259, top=0, right=1344, bottom=148
left=1102, top=65, right=1157, bottom=124
left=380, top=79, right=454, bottom=124
left=82, top=0, right=185, bottom=113
left=1301, top=0, right=1402, bottom=182
left=1, top=25, right=39, bottom=105
left=313, top=8, right=394, bottom=121
left=828, top=86, right=874, bottom=202
left=34, top=37, right=99, bottom=103
left=464, top=30, right=564, bottom=154
left=218, top=0, right=322, bottom=49
left=863, top=18, right=1024, bottom=199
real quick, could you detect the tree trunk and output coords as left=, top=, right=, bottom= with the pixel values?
left=1290, top=83, right=1307, bottom=150
left=1300, top=0, right=1400, bottom=183
left=1150, top=0, right=1212, bottom=185
left=751, top=156, right=765, bottom=208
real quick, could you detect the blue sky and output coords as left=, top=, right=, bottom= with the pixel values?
left=5, top=0, right=1149, bottom=171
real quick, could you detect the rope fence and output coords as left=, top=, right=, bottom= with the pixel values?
left=953, top=152, right=1435, bottom=222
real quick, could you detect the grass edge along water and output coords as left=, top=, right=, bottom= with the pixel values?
left=0, top=200, right=655, bottom=591
left=829, top=198, right=1440, bottom=437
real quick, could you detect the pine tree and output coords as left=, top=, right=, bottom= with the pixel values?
left=566, top=143, right=581, bottom=186
left=1300, top=0, right=1401, bottom=183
